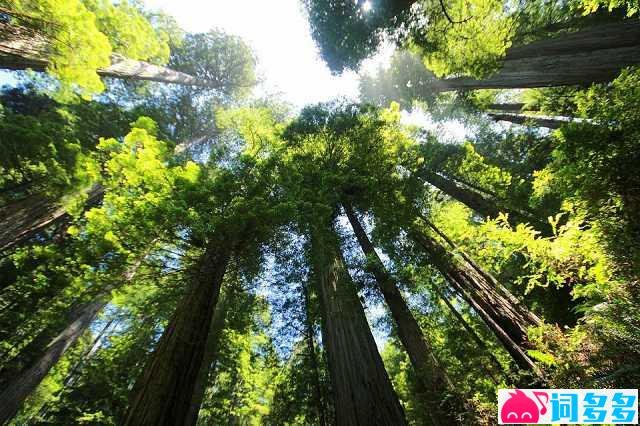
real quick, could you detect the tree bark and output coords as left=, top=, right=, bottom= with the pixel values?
left=436, top=20, right=640, bottom=90
left=487, top=103, right=530, bottom=113
left=409, top=227, right=542, bottom=375
left=122, top=232, right=233, bottom=426
left=0, top=21, right=208, bottom=87
left=0, top=129, right=205, bottom=257
left=184, top=286, right=233, bottom=426
left=343, top=202, right=459, bottom=426
left=0, top=259, right=144, bottom=424
left=488, top=112, right=569, bottom=129
left=301, top=282, right=327, bottom=426
left=421, top=171, right=553, bottom=236
left=309, top=219, right=407, bottom=426
left=0, top=297, right=107, bottom=424
left=0, top=184, right=104, bottom=255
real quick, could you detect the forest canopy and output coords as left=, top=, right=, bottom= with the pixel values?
left=0, top=0, right=639, bottom=425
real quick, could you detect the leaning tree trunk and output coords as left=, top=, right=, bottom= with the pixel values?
left=435, top=19, right=640, bottom=91
left=122, top=232, right=233, bottom=426
left=487, top=103, right=536, bottom=113
left=0, top=129, right=213, bottom=257
left=0, top=184, right=104, bottom=256
left=488, top=112, right=570, bottom=129
left=0, top=19, right=209, bottom=87
left=184, top=285, right=234, bottom=426
left=302, top=282, right=327, bottom=426
left=309, top=219, right=407, bottom=426
left=343, top=202, right=459, bottom=426
left=0, top=258, right=145, bottom=424
left=409, top=226, right=542, bottom=375
left=0, top=297, right=107, bottom=424
left=420, top=171, right=553, bottom=236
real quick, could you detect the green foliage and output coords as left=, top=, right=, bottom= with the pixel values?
left=409, top=0, right=512, bottom=78
left=580, top=0, right=638, bottom=16
left=536, top=67, right=640, bottom=273
left=0, top=85, right=137, bottom=205
left=197, top=295, right=279, bottom=425
left=302, top=0, right=413, bottom=73
left=170, top=31, right=256, bottom=100
left=5, top=0, right=176, bottom=99
left=83, top=0, right=175, bottom=65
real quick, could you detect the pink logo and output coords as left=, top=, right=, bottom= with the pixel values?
left=500, top=389, right=549, bottom=423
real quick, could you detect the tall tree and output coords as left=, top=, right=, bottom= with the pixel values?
left=343, top=201, right=460, bottom=425
left=308, top=217, right=407, bottom=425
left=122, top=230, right=234, bottom=426
left=0, top=256, right=144, bottom=424
left=408, top=223, right=542, bottom=374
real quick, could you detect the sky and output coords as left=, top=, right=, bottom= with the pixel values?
left=142, top=0, right=470, bottom=141
left=143, top=0, right=392, bottom=108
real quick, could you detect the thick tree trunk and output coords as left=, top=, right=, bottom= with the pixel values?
left=184, top=286, right=233, bottom=426
left=421, top=171, right=553, bottom=236
left=123, top=232, right=232, bottom=426
left=437, top=20, right=640, bottom=90
left=0, top=21, right=208, bottom=87
left=409, top=227, right=542, bottom=375
left=343, top=202, right=459, bottom=426
left=0, top=297, right=107, bottom=424
left=488, top=112, right=569, bottom=129
left=302, top=282, right=327, bottom=426
left=309, top=219, right=407, bottom=426
left=0, top=184, right=104, bottom=255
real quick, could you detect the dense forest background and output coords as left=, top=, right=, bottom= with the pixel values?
left=0, top=0, right=638, bottom=424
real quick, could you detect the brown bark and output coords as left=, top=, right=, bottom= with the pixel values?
left=343, top=202, right=459, bottom=426
left=409, top=227, right=542, bottom=375
left=421, top=171, right=553, bottom=236
left=0, top=21, right=208, bottom=87
left=0, top=297, right=107, bottom=424
left=487, top=103, right=529, bottom=112
left=0, top=258, right=144, bottom=424
left=488, top=112, right=569, bottom=129
left=184, top=286, right=233, bottom=426
left=302, top=282, right=327, bottom=426
left=122, top=232, right=232, bottom=426
left=309, top=219, right=407, bottom=426
left=436, top=20, right=640, bottom=90
left=0, top=129, right=203, bottom=256
left=0, top=184, right=104, bottom=255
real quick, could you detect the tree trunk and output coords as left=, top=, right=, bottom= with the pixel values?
left=0, top=259, right=144, bottom=424
left=309, top=219, right=407, bottom=426
left=488, top=112, right=569, bottom=129
left=421, top=171, right=553, bottom=236
left=409, top=227, right=542, bottom=375
left=343, top=202, right=459, bottom=426
left=302, top=282, right=327, bottom=426
left=122, top=232, right=233, bottom=426
left=184, top=286, right=233, bottom=426
left=0, top=184, right=104, bottom=255
left=0, top=130, right=204, bottom=257
left=0, top=20, right=208, bottom=87
left=0, top=297, right=107, bottom=424
left=437, top=20, right=640, bottom=90
left=487, top=103, right=532, bottom=113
